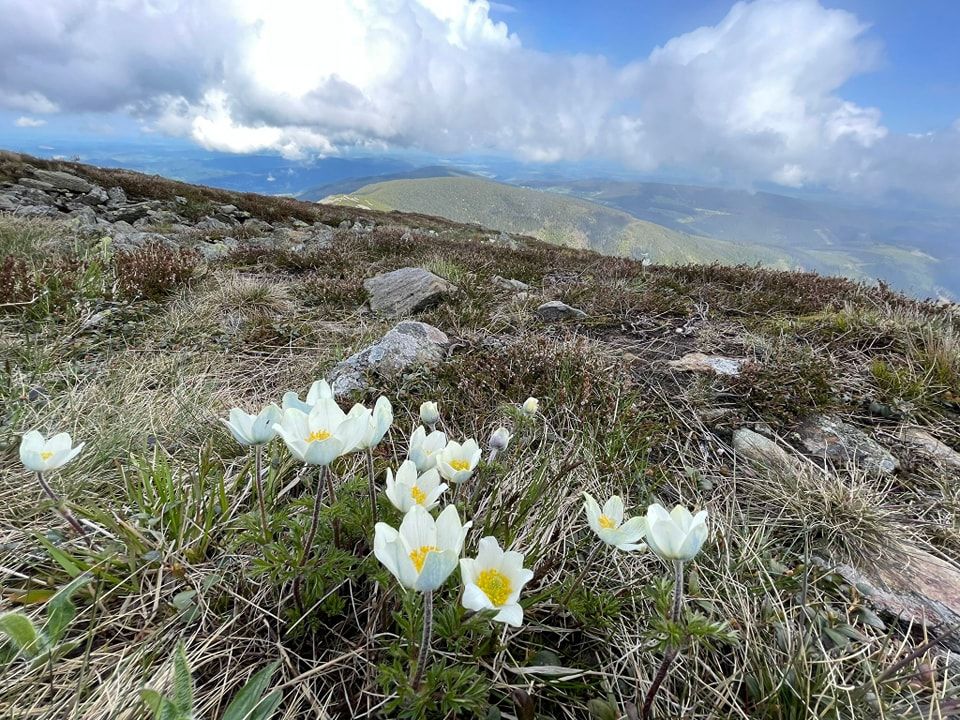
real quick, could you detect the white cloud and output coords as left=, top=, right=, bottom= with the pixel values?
left=0, top=0, right=957, bottom=203
left=14, top=115, right=46, bottom=127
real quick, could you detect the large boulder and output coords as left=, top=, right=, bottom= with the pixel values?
left=364, top=267, right=457, bottom=317
left=327, top=321, right=450, bottom=396
left=32, top=169, right=93, bottom=193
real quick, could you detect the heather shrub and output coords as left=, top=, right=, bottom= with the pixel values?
left=114, top=241, right=201, bottom=300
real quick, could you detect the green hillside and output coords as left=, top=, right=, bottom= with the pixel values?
left=322, top=177, right=790, bottom=267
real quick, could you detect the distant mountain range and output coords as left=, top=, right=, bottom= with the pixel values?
left=321, top=171, right=958, bottom=299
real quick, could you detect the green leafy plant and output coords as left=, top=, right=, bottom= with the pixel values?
left=0, top=573, right=92, bottom=664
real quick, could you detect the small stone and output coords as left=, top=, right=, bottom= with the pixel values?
left=106, top=186, right=127, bottom=206
left=797, top=415, right=900, bottom=475
left=32, top=169, right=93, bottom=193
left=536, top=300, right=587, bottom=321
left=733, top=428, right=808, bottom=475
left=339, top=219, right=352, bottom=229
left=243, top=218, right=274, bottom=234
left=327, top=321, right=451, bottom=396
left=492, top=275, right=530, bottom=293
left=196, top=216, right=230, bottom=232
left=668, top=352, right=743, bottom=377
left=364, top=267, right=458, bottom=317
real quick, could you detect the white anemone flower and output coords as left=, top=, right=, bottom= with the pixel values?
left=408, top=426, right=447, bottom=472
left=583, top=492, right=647, bottom=551
left=273, top=398, right=370, bottom=466
left=221, top=403, right=282, bottom=446
left=385, top=460, right=447, bottom=512
left=281, top=379, right=334, bottom=413
left=521, top=397, right=539, bottom=417
left=374, top=505, right=471, bottom=592
left=352, top=396, right=393, bottom=450
left=645, top=503, right=708, bottom=562
left=419, top=401, right=440, bottom=427
left=460, top=536, right=534, bottom=627
left=437, top=439, right=482, bottom=484
left=19, top=431, right=84, bottom=473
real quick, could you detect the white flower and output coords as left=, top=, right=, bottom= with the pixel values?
left=419, top=401, right=440, bottom=427
left=521, top=397, right=539, bottom=417
left=374, top=505, right=471, bottom=592
left=273, top=398, right=370, bottom=466
left=281, top=379, right=333, bottom=413
left=460, top=536, right=534, bottom=627
left=645, top=503, right=708, bottom=562
left=583, top=492, right=647, bottom=551
left=408, top=426, right=447, bottom=472
left=352, top=396, right=393, bottom=450
left=385, top=460, right=447, bottom=513
left=19, top=431, right=84, bottom=473
left=221, top=403, right=282, bottom=446
left=489, top=427, right=511, bottom=451
left=437, top=439, right=482, bottom=484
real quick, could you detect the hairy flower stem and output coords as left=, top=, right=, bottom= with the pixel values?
left=294, top=465, right=329, bottom=614
left=560, top=542, right=602, bottom=607
left=642, top=560, right=685, bottom=719
left=254, top=445, right=270, bottom=543
left=325, top=465, right=342, bottom=549
left=366, top=447, right=378, bottom=527
left=411, top=590, right=434, bottom=691
left=36, top=472, right=90, bottom=547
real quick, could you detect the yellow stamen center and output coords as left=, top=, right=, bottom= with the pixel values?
left=409, top=545, right=438, bottom=573
left=40, top=451, right=54, bottom=461
left=598, top=515, right=617, bottom=529
left=410, top=485, right=427, bottom=505
left=477, top=568, right=513, bottom=606
left=306, top=429, right=331, bottom=442
left=449, top=459, right=470, bottom=472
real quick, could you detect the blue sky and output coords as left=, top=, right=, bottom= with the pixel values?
left=1, top=0, right=958, bottom=204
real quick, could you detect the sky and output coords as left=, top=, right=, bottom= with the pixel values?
left=1, top=0, right=958, bottom=205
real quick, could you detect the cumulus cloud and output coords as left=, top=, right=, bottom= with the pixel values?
left=0, top=0, right=957, bottom=204
left=14, top=115, right=46, bottom=127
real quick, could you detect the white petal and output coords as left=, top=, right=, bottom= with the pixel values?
left=415, top=549, right=458, bottom=592
left=493, top=603, right=524, bottom=627
left=462, top=583, right=494, bottom=612
left=400, top=505, right=437, bottom=551
left=603, top=496, right=625, bottom=526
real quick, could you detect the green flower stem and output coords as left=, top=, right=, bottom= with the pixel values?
left=36, top=472, right=90, bottom=547
left=366, top=447, right=378, bottom=527
left=641, top=560, right=685, bottom=719
left=411, top=590, right=434, bottom=691
left=254, top=445, right=270, bottom=543
left=560, top=541, right=603, bottom=607
left=294, top=464, right=329, bottom=614
left=325, top=464, right=342, bottom=549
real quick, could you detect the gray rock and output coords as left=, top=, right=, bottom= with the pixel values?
left=900, top=427, right=960, bottom=470
left=797, top=415, right=900, bottom=475
left=328, top=321, right=451, bottom=396
left=536, top=300, right=587, bottom=321
left=32, top=169, right=93, bottom=193
left=243, top=218, right=274, bottom=234
left=146, top=209, right=186, bottom=226
left=66, top=206, right=99, bottom=232
left=78, top=186, right=109, bottom=206
left=668, top=352, right=743, bottom=377
left=106, top=186, right=127, bottom=206
left=17, top=178, right=55, bottom=192
left=364, top=267, right=458, bottom=317
left=492, top=275, right=530, bottom=293
left=107, top=201, right=157, bottom=223
left=196, top=215, right=230, bottom=232
left=111, top=231, right=172, bottom=252
left=339, top=220, right=352, bottom=229
left=733, top=428, right=809, bottom=476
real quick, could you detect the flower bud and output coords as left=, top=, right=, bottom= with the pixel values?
left=521, top=396, right=539, bottom=417
left=419, top=401, right=440, bottom=427
left=489, top=427, right=511, bottom=451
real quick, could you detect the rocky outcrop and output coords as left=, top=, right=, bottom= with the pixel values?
left=327, top=321, right=450, bottom=396
left=899, top=427, right=960, bottom=470
left=364, top=267, right=458, bottom=317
